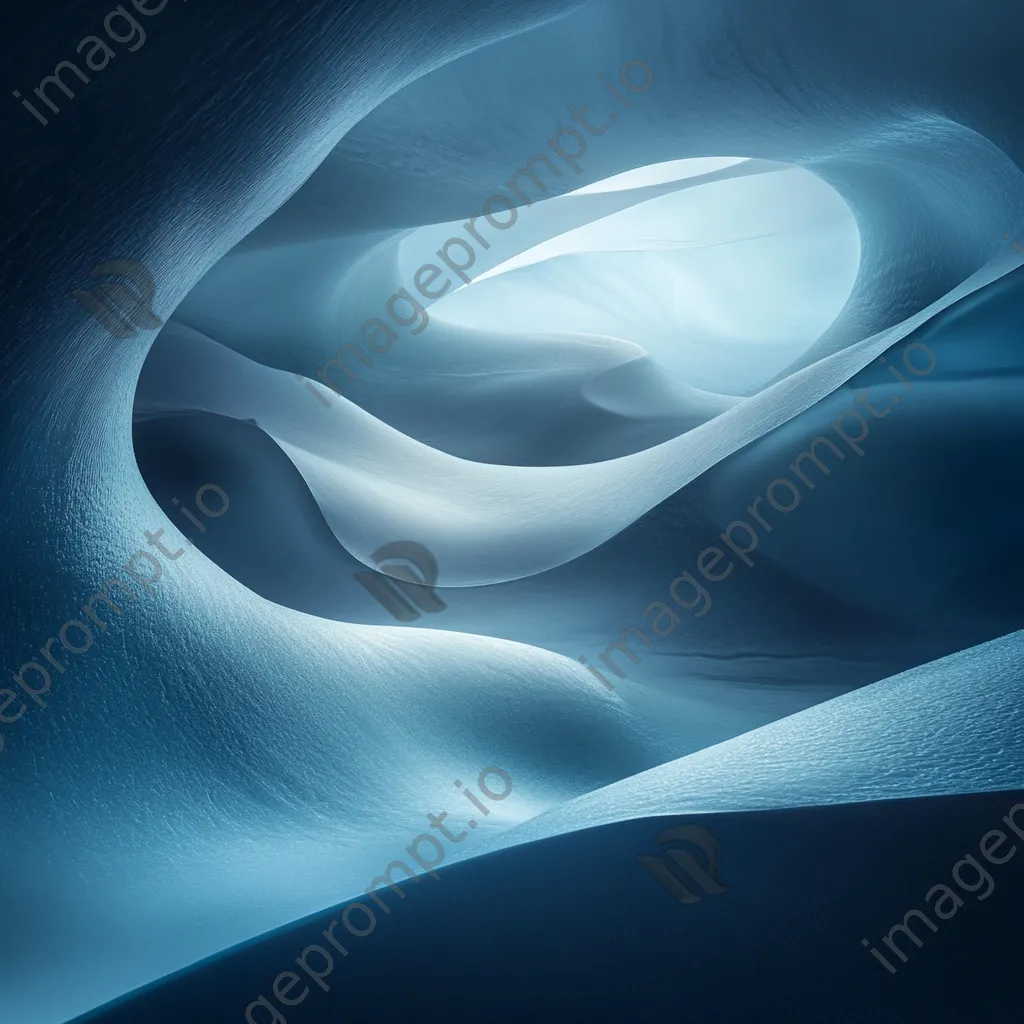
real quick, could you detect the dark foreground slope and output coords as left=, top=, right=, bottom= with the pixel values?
left=76, top=788, right=1024, bottom=1024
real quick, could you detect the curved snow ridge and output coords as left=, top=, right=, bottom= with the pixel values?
left=138, top=248, right=1019, bottom=587
left=489, top=629, right=1024, bottom=852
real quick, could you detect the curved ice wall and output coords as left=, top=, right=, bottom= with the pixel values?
left=1, top=1, right=1024, bottom=1022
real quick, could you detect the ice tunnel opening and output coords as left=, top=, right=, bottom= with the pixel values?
left=398, top=156, right=862, bottom=396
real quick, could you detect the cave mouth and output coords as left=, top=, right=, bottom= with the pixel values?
left=398, top=156, right=862, bottom=396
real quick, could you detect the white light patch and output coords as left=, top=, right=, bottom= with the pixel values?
left=566, top=156, right=751, bottom=195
